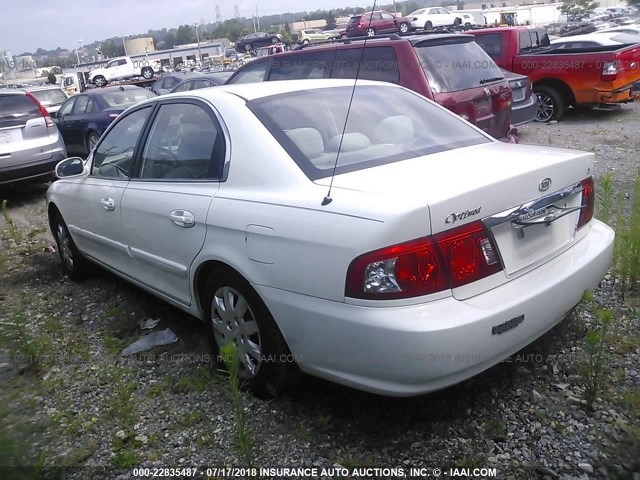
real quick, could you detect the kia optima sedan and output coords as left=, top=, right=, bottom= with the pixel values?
left=46, top=79, right=614, bottom=397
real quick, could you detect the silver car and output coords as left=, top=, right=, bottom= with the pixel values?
left=21, top=85, right=69, bottom=115
left=0, top=90, right=67, bottom=185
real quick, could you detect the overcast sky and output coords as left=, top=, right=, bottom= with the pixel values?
left=5, top=0, right=373, bottom=54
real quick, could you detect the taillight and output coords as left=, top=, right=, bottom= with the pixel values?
left=601, top=61, right=618, bottom=81
left=109, top=114, right=119, bottom=121
left=357, top=22, right=363, bottom=28
left=577, top=177, right=595, bottom=229
left=25, top=92, right=55, bottom=128
left=345, top=221, right=502, bottom=299
left=434, top=221, right=501, bottom=288
left=492, top=91, right=512, bottom=111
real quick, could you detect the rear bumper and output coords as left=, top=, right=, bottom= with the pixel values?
left=255, top=219, right=614, bottom=396
left=0, top=149, right=67, bottom=185
left=511, top=93, right=538, bottom=126
left=594, top=80, right=640, bottom=104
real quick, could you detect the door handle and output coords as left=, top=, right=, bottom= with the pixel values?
left=169, top=210, right=195, bottom=228
left=100, top=197, right=115, bottom=211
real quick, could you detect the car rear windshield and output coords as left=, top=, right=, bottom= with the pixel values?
left=0, top=94, right=40, bottom=128
left=101, top=89, right=156, bottom=107
left=29, top=89, right=67, bottom=107
left=248, top=85, right=490, bottom=180
left=415, top=39, right=505, bottom=93
left=348, top=16, right=362, bottom=24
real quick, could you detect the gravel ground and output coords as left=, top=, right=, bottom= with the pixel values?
left=0, top=103, right=639, bottom=480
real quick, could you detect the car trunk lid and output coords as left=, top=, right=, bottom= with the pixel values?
left=316, top=142, right=594, bottom=295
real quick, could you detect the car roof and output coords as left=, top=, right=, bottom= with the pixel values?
left=84, top=85, right=149, bottom=95
left=161, top=78, right=390, bottom=102
left=19, top=85, right=63, bottom=90
left=551, top=32, right=633, bottom=43
left=0, top=89, right=27, bottom=96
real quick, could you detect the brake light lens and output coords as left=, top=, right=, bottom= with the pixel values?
left=577, top=177, right=595, bottom=229
left=346, top=221, right=502, bottom=299
left=25, top=92, right=55, bottom=128
left=492, top=91, right=512, bottom=111
left=434, top=221, right=501, bottom=288
left=601, top=61, right=618, bottom=81
left=109, top=114, right=119, bottom=121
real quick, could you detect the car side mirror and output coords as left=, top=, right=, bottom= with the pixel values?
left=55, top=157, right=85, bottom=178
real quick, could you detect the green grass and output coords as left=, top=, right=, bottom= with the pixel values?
left=175, top=365, right=219, bottom=394
left=219, top=342, right=256, bottom=467
left=483, top=418, right=506, bottom=440
left=611, top=170, right=640, bottom=295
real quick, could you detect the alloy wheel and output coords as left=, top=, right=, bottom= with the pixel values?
left=536, top=93, right=554, bottom=122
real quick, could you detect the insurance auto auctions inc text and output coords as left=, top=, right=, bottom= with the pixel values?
left=213, top=466, right=498, bottom=478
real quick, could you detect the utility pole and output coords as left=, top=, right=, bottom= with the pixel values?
left=255, top=6, right=260, bottom=30
left=194, top=22, right=203, bottom=63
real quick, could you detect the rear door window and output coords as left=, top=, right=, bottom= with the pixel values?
left=228, top=61, right=270, bottom=83
left=268, top=52, right=333, bottom=80
left=473, top=33, right=504, bottom=57
left=415, top=39, right=504, bottom=93
left=331, top=47, right=400, bottom=84
left=0, top=94, right=40, bottom=128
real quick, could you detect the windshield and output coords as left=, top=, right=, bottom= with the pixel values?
left=101, top=89, right=156, bottom=107
left=248, top=85, right=490, bottom=180
left=414, top=40, right=504, bottom=93
left=29, top=88, right=67, bottom=107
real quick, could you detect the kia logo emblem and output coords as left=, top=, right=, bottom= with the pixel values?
left=539, top=178, right=552, bottom=191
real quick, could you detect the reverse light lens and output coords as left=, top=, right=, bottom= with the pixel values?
left=601, top=61, right=618, bottom=81
left=346, top=221, right=503, bottom=299
left=577, top=177, right=595, bottom=229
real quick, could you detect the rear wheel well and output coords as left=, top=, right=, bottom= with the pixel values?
left=47, top=203, right=61, bottom=235
left=194, top=261, right=247, bottom=319
left=533, top=79, right=575, bottom=107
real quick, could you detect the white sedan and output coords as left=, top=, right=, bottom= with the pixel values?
left=550, top=32, right=640, bottom=48
left=407, top=7, right=461, bottom=30
left=47, top=79, right=614, bottom=397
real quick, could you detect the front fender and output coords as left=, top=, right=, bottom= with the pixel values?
left=88, top=69, right=107, bottom=80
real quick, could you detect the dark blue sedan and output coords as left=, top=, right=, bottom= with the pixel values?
left=54, top=85, right=156, bottom=155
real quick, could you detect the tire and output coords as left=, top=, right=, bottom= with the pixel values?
left=93, top=75, right=106, bottom=87
left=398, top=22, right=409, bottom=34
left=52, top=213, right=90, bottom=281
left=425, top=21, right=433, bottom=29
left=141, top=67, right=153, bottom=79
left=535, top=85, right=565, bottom=122
left=453, top=17, right=462, bottom=26
left=271, top=37, right=278, bottom=44
left=85, top=132, right=100, bottom=154
left=244, top=43, right=252, bottom=52
left=365, top=27, right=376, bottom=37
left=302, top=39, right=310, bottom=44
left=203, top=270, right=297, bottom=397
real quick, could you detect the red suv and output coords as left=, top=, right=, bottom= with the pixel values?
left=346, top=10, right=412, bottom=36
left=226, top=34, right=514, bottom=140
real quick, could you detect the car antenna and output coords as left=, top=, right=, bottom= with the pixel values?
left=322, top=1, right=377, bottom=206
